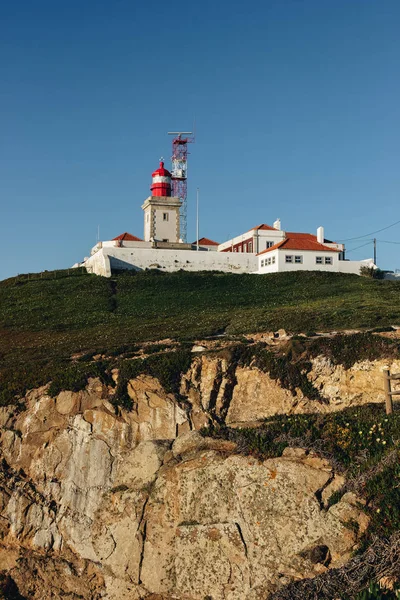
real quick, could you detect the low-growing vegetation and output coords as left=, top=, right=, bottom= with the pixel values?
left=351, top=583, right=400, bottom=599
left=0, top=320, right=399, bottom=409
left=1, top=268, right=400, bottom=351
left=308, top=332, right=399, bottom=370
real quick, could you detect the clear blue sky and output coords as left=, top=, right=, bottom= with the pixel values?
left=1, top=0, right=399, bottom=280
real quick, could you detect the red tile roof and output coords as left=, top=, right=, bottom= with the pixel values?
left=286, top=232, right=317, bottom=239
left=193, top=237, right=219, bottom=246
left=286, top=232, right=338, bottom=243
left=249, top=223, right=277, bottom=232
left=112, top=232, right=143, bottom=242
left=257, top=236, right=340, bottom=256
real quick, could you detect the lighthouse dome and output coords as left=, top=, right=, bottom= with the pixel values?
left=150, top=160, right=172, bottom=197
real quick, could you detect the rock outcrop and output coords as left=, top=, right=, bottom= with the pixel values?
left=1, top=346, right=398, bottom=598
left=181, top=352, right=400, bottom=425
left=0, top=385, right=367, bottom=599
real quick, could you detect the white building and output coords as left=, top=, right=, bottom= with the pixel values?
left=192, top=237, right=220, bottom=252
left=257, top=227, right=374, bottom=275
left=218, top=219, right=285, bottom=254
left=77, top=160, right=375, bottom=278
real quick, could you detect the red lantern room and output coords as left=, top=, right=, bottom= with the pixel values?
left=150, top=159, right=172, bottom=197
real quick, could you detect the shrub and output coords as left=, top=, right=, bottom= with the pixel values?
left=360, top=266, right=385, bottom=280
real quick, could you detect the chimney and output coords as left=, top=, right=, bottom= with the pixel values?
left=317, top=226, right=324, bottom=244
left=273, top=218, right=281, bottom=231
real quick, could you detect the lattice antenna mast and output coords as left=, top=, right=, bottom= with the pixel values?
left=167, top=131, right=194, bottom=243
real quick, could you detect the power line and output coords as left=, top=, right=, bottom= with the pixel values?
left=337, top=218, right=400, bottom=242
left=346, top=240, right=374, bottom=254
left=376, top=239, right=400, bottom=245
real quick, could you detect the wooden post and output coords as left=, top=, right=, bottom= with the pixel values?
left=383, top=368, right=394, bottom=415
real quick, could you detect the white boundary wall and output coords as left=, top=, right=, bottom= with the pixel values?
left=82, top=245, right=374, bottom=278
left=337, top=258, right=375, bottom=275
left=84, top=247, right=258, bottom=277
left=90, top=240, right=152, bottom=255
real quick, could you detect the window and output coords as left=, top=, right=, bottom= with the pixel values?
left=261, top=259, right=265, bottom=267
left=295, top=255, right=303, bottom=264
left=285, top=255, right=293, bottom=263
left=163, top=213, right=169, bottom=221
left=272, top=256, right=276, bottom=264
left=266, top=241, right=273, bottom=249
left=268, top=257, right=271, bottom=265
left=316, top=257, right=323, bottom=264
left=162, top=238, right=169, bottom=242
left=248, top=242, right=253, bottom=252
left=325, top=257, right=333, bottom=265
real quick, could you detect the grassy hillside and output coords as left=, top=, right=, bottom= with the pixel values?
left=1, top=268, right=400, bottom=405
left=2, top=269, right=400, bottom=598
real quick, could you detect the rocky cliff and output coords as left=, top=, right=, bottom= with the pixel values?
left=1, top=341, right=399, bottom=599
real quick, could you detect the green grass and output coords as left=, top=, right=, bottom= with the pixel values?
left=1, top=268, right=400, bottom=406
left=2, top=268, right=400, bottom=342
left=351, top=584, right=400, bottom=599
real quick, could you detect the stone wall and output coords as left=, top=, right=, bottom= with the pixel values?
left=84, top=246, right=258, bottom=277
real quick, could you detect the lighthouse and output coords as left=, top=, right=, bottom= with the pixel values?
left=142, top=159, right=182, bottom=243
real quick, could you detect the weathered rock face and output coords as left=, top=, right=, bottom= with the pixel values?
left=1, top=347, right=397, bottom=599
left=181, top=353, right=400, bottom=425
left=0, top=405, right=367, bottom=600
left=306, top=356, right=400, bottom=412
left=139, top=441, right=367, bottom=600
left=226, top=367, right=296, bottom=424
left=127, top=374, right=190, bottom=440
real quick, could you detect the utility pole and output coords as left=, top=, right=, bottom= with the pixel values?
left=196, top=188, right=199, bottom=251
left=373, top=238, right=377, bottom=265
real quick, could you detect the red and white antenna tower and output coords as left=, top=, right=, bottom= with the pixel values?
left=167, top=131, right=194, bottom=243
